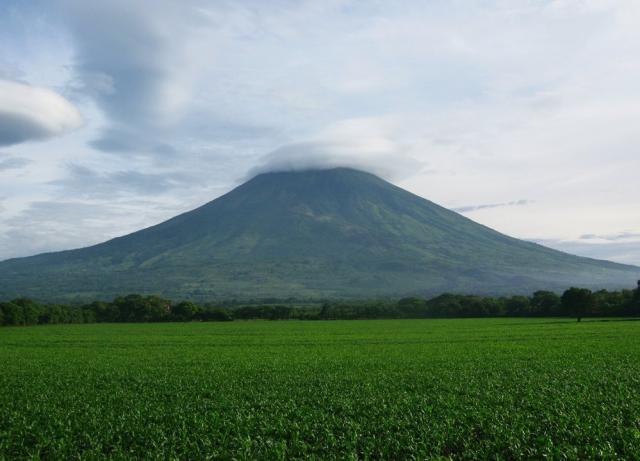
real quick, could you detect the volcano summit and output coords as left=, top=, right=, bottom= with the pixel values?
left=1, top=168, right=638, bottom=301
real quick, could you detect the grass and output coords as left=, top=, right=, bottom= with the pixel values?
left=1, top=318, right=640, bottom=459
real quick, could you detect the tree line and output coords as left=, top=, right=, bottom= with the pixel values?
left=1, top=284, right=639, bottom=326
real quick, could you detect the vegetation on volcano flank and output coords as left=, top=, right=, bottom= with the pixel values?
left=0, top=168, right=638, bottom=301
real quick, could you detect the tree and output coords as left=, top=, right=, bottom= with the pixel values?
left=397, top=297, right=427, bottom=317
left=530, top=291, right=560, bottom=316
left=632, top=281, right=640, bottom=316
left=113, top=294, right=170, bottom=322
left=505, top=296, right=531, bottom=316
left=561, top=287, right=594, bottom=322
left=39, top=305, right=63, bottom=324
left=319, top=303, right=332, bottom=320
left=172, top=301, right=199, bottom=321
left=425, top=294, right=462, bottom=317
left=0, top=302, right=24, bottom=325
left=592, top=290, right=627, bottom=316
left=82, top=307, right=96, bottom=324
left=69, top=306, right=85, bottom=323
left=12, top=298, right=41, bottom=325
left=481, top=297, right=505, bottom=316
left=271, top=305, right=292, bottom=320
left=198, top=308, right=232, bottom=321
left=88, top=301, right=119, bottom=323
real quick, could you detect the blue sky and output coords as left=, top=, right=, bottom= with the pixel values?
left=1, top=0, right=639, bottom=265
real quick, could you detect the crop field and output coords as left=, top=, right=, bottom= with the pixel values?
left=1, top=319, right=640, bottom=459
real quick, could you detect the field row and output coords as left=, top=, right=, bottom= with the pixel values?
left=1, top=319, right=639, bottom=459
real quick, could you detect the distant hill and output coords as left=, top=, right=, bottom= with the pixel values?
left=0, top=168, right=638, bottom=301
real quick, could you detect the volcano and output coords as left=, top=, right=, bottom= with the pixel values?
left=1, top=168, right=638, bottom=301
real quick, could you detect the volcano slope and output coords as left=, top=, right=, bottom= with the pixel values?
left=0, top=168, right=638, bottom=301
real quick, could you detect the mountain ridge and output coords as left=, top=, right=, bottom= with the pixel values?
left=1, top=167, right=638, bottom=301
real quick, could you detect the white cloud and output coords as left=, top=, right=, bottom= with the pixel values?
left=0, top=79, right=82, bottom=146
left=57, top=0, right=206, bottom=151
left=453, top=200, right=531, bottom=214
left=0, top=154, right=30, bottom=171
left=250, top=117, right=424, bottom=180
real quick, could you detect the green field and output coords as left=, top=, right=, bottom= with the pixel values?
left=1, top=319, right=639, bottom=459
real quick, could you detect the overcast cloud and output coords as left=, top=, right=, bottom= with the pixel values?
left=0, top=0, right=639, bottom=265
